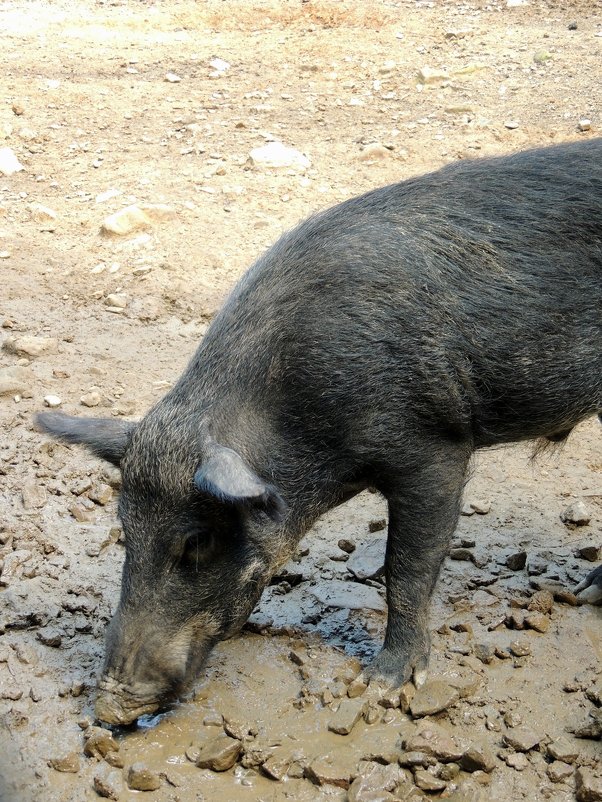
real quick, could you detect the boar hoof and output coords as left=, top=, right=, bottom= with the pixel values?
left=362, top=643, right=430, bottom=690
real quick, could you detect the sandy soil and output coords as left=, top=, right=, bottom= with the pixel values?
left=0, top=1, right=601, bottom=801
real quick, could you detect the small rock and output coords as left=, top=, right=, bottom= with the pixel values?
left=358, top=143, right=391, bottom=162
left=37, top=627, right=62, bottom=647
left=578, top=120, right=592, bottom=132
left=505, top=551, right=527, bottom=571
left=503, top=727, right=541, bottom=752
left=369, top=519, right=387, bottom=533
left=347, top=760, right=403, bottom=801
left=80, top=391, right=101, bottom=407
left=29, top=203, right=57, bottom=222
left=261, top=753, right=291, bottom=781
left=533, top=50, right=552, bottom=64
left=0, top=365, right=30, bottom=396
left=509, top=639, right=531, bottom=657
left=0, top=147, right=24, bottom=176
left=524, top=612, right=549, bottom=633
left=575, top=767, right=602, bottom=801
left=577, top=545, right=601, bottom=562
left=48, top=752, right=79, bottom=773
left=306, top=747, right=357, bottom=788
left=101, top=204, right=176, bottom=236
left=70, top=501, right=96, bottom=523
left=43, top=395, right=62, bottom=408
left=450, top=548, right=474, bottom=562
left=164, top=72, right=182, bottom=82
left=3, top=335, right=58, bottom=358
left=93, top=767, right=123, bottom=800
left=547, top=737, right=579, bottom=764
left=547, top=761, right=573, bottom=782
left=417, top=66, right=449, bottom=84
left=405, top=723, right=464, bottom=762
left=249, top=142, right=310, bottom=171
left=209, top=57, right=230, bottom=73
left=505, top=121, right=520, bottom=130
left=83, top=726, right=120, bottom=759
left=473, top=643, right=495, bottom=664
left=338, top=538, right=356, bottom=553
left=347, top=678, right=368, bottom=698
left=308, top=580, right=385, bottom=611
left=398, top=751, right=436, bottom=768
left=105, top=293, right=127, bottom=309
left=399, top=683, right=416, bottom=712
left=460, top=742, right=496, bottom=773
left=89, top=483, right=113, bottom=506
left=568, top=21, right=578, bottom=30
left=505, top=752, right=529, bottom=770
left=469, top=500, right=491, bottom=515
left=22, top=482, right=46, bottom=509
left=328, top=698, right=365, bottom=735
left=196, top=734, right=242, bottom=771
left=561, top=501, right=591, bottom=526
left=414, top=769, right=447, bottom=792
left=573, top=708, right=602, bottom=740
left=409, top=681, right=460, bottom=717
left=527, top=590, right=554, bottom=614
left=126, top=763, right=162, bottom=791
left=347, top=539, right=385, bottom=580
left=504, top=711, right=522, bottom=728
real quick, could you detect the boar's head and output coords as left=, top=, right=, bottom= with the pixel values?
left=37, top=411, right=286, bottom=725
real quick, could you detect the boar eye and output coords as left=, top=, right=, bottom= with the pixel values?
left=180, top=530, right=216, bottom=567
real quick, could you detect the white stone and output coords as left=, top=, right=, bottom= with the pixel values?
left=29, top=203, right=57, bottom=222
left=0, top=147, right=24, bottom=176
left=164, top=72, right=182, bottom=83
left=249, top=142, right=310, bottom=171
left=43, top=395, right=62, bottom=408
left=417, top=67, right=449, bottom=84
left=101, top=204, right=176, bottom=236
left=209, top=58, right=230, bottom=73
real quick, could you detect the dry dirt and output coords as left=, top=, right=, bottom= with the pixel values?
left=1, top=1, right=601, bottom=801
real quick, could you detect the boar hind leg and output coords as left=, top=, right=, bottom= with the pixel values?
left=365, top=445, right=470, bottom=688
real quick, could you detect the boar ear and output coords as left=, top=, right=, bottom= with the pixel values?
left=36, top=412, right=134, bottom=467
left=194, top=445, right=286, bottom=523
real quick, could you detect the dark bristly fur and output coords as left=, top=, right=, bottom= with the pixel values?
left=37, top=138, right=602, bottom=724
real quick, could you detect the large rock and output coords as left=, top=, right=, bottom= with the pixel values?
left=3, top=335, right=58, bottom=358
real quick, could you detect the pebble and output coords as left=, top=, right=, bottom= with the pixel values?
left=196, top=734, right=242, bottom=771
left=126, top=763, right=162, bottom=791
left=575, top=767, right=602, bottom=801
left=49, top=752, right=80, bottom=773
left=209, top=57, right=230, bottom=73
left=43, top=394, right=62, bottom=408
left=37, top=626, right=63, bottom=647
left=503, top=727, right=541, bottom=752
left=3, top=335, right=58, bottom=358
left=101, top=204, right=176, bottom=236
left=473, top=643, right=495, bottom=664
left=93, top=767, right=123, bottom=800
left=338, top=538, right=356, bottom=553
left=347, top=539, right=385, bottom=580
left=509, top=639, right=531, bottom=657
left=561, top=501, right=591, bottom=526
left=0, top=147, right=24, bottom=176
left=261, top=754, right=291, bottom=781
left=410, top=681, right=460, bottom=717
left=398, top=751, right=436, bottom=768
left=527, top=590, right=554, bottom=614
left=578, top=120, right=592, bottom=132
left=547, top=761, right=573, bottom=782
left=249, top=142, right=310, bottom=171
left=505, top=121, right=520, bottom=130
left=0, top=365, right=30, bottom=396
left=80, top=391, right=101, bottom=407
left=164, top=72, right=182, bottom=82
left=347, top=678, right=368, bottom=698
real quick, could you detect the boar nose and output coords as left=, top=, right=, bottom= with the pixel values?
left=95, top=688, right=160, bottom=726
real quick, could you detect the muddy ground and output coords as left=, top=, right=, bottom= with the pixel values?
left=1, top=0, right=601, bottom=800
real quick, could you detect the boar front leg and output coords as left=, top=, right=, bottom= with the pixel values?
left=365, top=445, right=470, bottom=687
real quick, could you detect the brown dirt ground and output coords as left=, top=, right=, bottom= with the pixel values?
left=0, top=1, right=601, bottom=801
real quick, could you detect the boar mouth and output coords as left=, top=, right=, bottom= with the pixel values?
left=95, top=675, right=179, bottom=726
